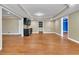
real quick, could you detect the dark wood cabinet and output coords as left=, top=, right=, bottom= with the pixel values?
left=23, top=18, right=32, bottom=36
left=24, top=28, right=32, bottom=36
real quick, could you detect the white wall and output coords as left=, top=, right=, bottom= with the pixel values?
left=19, top=18, right=23, bottom=36
left=31, top=20, right=39, bottom=33
left=43, top=21, right=54, bottom=33
left=69, top=11, right=79, bottom=41
left=0, top=7, right=2, bottom=50
left=54, top=18, right=61, bottom=34
left=31, top=20, right=54, bottom=33
left=2, top=16, right=20, bottom=35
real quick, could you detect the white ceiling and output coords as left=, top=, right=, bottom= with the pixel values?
left=1, top=4, right=79, bottom=21
left=1, top=4, right=67, bottom=18
left=54, top=4, right=79, bottom=19
left=20, top=4, right=67, bottom=18
left=2, top=9, right=15, bottom=16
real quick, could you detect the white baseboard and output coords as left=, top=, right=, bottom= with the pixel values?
left=32, top=32, right=38, bottom=34
left=33, top=32, right=54, bottom=34
left=0, top=48, right=2, bottom=51
left=68, top=37, right=79, bottom=44
left=43, top=32, right=54, bottom=34
left=53, top=32, right=79, bottom=44
left=2, top=33, right=20, bottom=35
left=53, top=32, right=62, bottom=36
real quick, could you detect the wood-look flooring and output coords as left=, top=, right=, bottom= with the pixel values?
left=0, top=33, right=79, bottom=55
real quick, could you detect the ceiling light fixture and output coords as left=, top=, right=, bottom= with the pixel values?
left=7, top=12, right=10, bottom=14
left=34, top=12, right=44, bottom=16
left=68, top=4, right=75, bottom=7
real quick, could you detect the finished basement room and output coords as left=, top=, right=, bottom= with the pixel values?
left=0, top=4, right=79, bottom=55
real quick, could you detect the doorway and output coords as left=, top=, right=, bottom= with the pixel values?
left=61, top=16, right=68, bottom=38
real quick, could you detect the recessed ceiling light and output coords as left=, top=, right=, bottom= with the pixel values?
left=34, top=12, right=44, bottom=16
left=68, top=4, right=75, bottom=7
left=7, top=12, right=10, bottom=14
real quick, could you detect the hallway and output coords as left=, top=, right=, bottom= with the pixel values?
left=0, top=33, right=79, bottom=55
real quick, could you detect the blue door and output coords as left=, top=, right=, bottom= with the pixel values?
left=63, top=18, right=68, bottom=32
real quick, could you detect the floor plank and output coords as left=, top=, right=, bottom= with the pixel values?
left=0, top=33, right=79, bottom=55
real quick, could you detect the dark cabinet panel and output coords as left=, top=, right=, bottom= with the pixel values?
left=24, top=28, right=32, bottom=36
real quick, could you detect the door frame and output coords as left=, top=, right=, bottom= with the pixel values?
left=61, top=16, right=69, bottom=37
